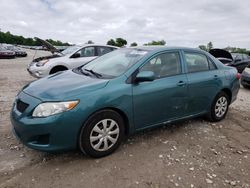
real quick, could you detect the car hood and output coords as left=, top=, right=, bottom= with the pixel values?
left=209, top=49, right=233, bottom=61
left=32, top=54, right=62, bottom=63
left=23, top=70, right=109, bottom=101
left=35, top=37, right=60, bottom=54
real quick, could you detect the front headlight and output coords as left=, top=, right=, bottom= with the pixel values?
left=36, top=59, right=49, bottom=67
left=32, top=100, right=79, bottom=117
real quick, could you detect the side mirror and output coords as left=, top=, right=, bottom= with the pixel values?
left=135, top=71, right=155, bottom=82
left=71, top=53, right=80, bottom=58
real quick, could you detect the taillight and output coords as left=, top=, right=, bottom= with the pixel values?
left=236, top=73, right=241, bottom=80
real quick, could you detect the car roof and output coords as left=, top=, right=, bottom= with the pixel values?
left=129, top=46, right=204, bottom=53
left=76, top=44, right=119, bottom=49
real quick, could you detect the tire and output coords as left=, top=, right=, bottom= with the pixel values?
left=207, top=91, right=229, bottom=122
left=79, top=110, right=125, bottom=158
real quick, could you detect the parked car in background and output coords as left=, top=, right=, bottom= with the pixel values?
left=4, top=44, right=27, bottom=57
left=27, top=37, right=118, bottom=78
left=0, top=46, right=15, bottom=59
left=231, top=53, right=250, bottom=73
left=241, top=64, right=250, bottom=88
left=209, top=49, right=250, bottom=73
left=11, top=46, right=240, bottom=158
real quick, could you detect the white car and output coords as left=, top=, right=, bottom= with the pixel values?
left=27, top=38, right=118, bottom=78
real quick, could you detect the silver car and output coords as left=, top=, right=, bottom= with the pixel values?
left=27, top=38, right=118, bottom=78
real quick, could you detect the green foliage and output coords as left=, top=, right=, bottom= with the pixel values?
left=144, top=40, right=166, bottom=46
left=224, top=46, right=250, bottom=55
left=107, top=38, right=127, bottom=47
left=0, top=31, right=70, bottom=46
left=115, top=38, right=127, bottom=47
left=107, top=39, right=116, bottom=46
left=130, top=42, right=138, bottom=47
left=86, top=40, right=94, bottom=44
left=198, top=42, right=213, bottom=51
left=198, top=45, right=207, bottom=51
left=207, top=41, right=213, bottom=51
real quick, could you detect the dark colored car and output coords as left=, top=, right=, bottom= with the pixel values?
left=209, top=49, right=250, bottom=73
left=5, top=45, right=27, bottom=57
left=0, top=46, right=15, bottom=59
left=11, top=46, right=240, bottom=158
left=231, top=53, right=250, bottom=73
left=241, top=64, right=250, bottom=88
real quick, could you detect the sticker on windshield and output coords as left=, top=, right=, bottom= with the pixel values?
left=129, top=50, right=148, bottom=56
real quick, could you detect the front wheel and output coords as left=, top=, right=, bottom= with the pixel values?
left=207, top=91, right=229, bottom=122
left=79, top=110, right=125, bottom=158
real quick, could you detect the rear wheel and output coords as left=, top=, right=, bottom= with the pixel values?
left=207, top=91, right=229, bottom=122
left=79, top=110, right=125, bottom=158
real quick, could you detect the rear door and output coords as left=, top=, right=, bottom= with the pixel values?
left=96, top=46, right=115, bottom=56
left=183, top=51, right=221, bottom=115
left=132, top=51, right=189, bottom=130
left=68, top=46, right=98, bottom=68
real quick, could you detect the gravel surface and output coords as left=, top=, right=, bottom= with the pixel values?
left=0, top=50, right=249, bottom=188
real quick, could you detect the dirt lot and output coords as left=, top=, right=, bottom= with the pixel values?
left=0, top=49, right=249, bottom=188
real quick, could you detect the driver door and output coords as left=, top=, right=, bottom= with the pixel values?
left=132, top=51, right=189, bottom=130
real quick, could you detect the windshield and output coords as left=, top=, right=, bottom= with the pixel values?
left=231, top=53, right=240, bottom=59
left=61, top=46, right=80, bottom=55
left=83, top=48, right=148, bottom=78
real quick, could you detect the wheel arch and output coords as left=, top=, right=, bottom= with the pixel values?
left=79, top=107, right=130, bottom=138
left=49, top=65, right=68, bottom=74
left=221, top=88, right=232, bottom=104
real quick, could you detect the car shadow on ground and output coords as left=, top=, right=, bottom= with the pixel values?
left=35, top=117, right=202, bottom=162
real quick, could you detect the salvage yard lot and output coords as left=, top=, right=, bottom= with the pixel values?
left=0, top=49, right=250, bottom=187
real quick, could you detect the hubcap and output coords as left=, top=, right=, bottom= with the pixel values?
left=90, top=119, right=119, bottom=151
left=215, top=96, right=228, bottom=118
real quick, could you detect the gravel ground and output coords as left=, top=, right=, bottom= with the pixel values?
left=0, top=49, right=249, bottom=188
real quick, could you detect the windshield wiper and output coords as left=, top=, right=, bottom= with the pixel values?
left=76, top=67, right=91, bottom=76
left=83, top=69, right=102, bottom=78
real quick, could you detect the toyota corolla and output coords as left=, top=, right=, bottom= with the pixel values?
left=11, top=46, right=240, bottom=158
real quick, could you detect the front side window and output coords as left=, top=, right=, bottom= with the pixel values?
left=140, top=52, right=181, bottom=78
left=184, top=52, right=209, bottom=73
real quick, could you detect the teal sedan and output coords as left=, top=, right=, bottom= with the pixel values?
left=11, top=46, right=240, bottom=158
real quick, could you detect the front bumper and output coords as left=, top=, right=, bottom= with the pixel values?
left=27, top=63, right=50, bottom=78
left=10, top=91, right=81, bottom=152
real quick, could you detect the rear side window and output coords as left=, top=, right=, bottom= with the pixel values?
left=97, top=46, right=113, bottom=56
left=184, top=52, right=210, bottom=73
left=79, top=47, right=95, bottom=57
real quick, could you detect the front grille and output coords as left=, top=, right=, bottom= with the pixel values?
left=16, top=99, right=29, bottom=113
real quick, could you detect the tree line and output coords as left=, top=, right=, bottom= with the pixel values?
left=0, top=31, right=70, bottom=46
left=1, top=31, right=249, bottom=54
left=198, top=41, right=250, bottom=55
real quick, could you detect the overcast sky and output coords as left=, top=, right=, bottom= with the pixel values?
left=0, top=0, right=250, bottom=48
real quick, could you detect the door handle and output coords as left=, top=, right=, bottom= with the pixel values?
left=214, top=75, right=219, bottom=79
left=177, top=81, right=186, bottom=86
